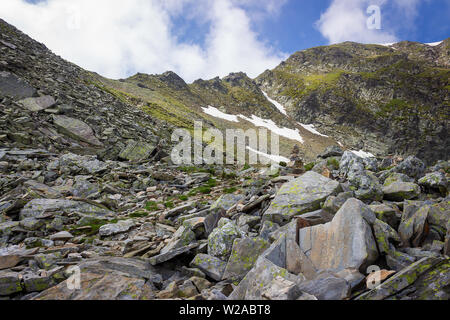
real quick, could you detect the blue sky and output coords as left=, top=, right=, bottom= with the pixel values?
left=2, top=0, right=449, bottom=82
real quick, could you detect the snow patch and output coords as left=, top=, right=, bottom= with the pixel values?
left=262, top=91, right=287, bottom=115
left=351, top=150, right=375, bottom=159
left=239, top=114, right=304, bottom=144
left=202, top=105, right=239, bottom=123
left=426, top=41, right=443, bottom=47
left=246, top=146, right=290, bottom=164
left=298, top=123, right=329, bottom=137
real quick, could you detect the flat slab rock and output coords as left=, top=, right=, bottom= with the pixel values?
left=19, top=95, right=56, bottom=112
left=19, top=199, right=112, bottom=220
left=52, top=115, right=103, bottom=147
left=298, top=198, right=379, bottom=273
left=263, top=171, right=340, bottom=225
left=0, top=71, right=36, bottom=99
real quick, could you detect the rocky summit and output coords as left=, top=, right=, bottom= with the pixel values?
left=0, top=18, right=449, bottom=301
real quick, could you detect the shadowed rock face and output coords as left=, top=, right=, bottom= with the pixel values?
left=0, top=71, right=36, bottom=99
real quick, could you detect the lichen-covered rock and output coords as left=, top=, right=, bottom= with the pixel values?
left=356, top=257, right=449, bottom=300
left=263, top=171, right=340, bottom=225
left=210, top=194, right=244, bottom=211
left=392, top=156, right=426, bottom=180
left=33, top=271, right=154, bottom=300
left=222, top=237, right=270, bottom=281
left=298, top=198, right=379, bottom=273
left=259, top=220, right=280, bottom=241
left=190, top=254, right=227, bottom=281
left=160, top=225, right=196, bottom=254
left=53, top=115, right=103, bottom=147
left=297, top=272, right=351, bottom=300
left=19, top=217, right=45, bottom=231
left=99, top=220, right=136, bottom=237
left=349, top=170, right=383, bottom=201
left=418, top=172, right=448, bottom=194
left=19, top=95, right=56, bottom=112
left=383, top=172, right=414, bottom=186
left=228, top=254, right=305, bottom=300
left=398, top=204, right=430, bottom=247
left=369, top=204, right=399, bottom=229
left=382, top=182, right=421, bottom=201
left=0, top=271, right=22, bottom=296
left=118, top=140, right=155, bottom=162
left=373, top=219, right=401, bottom=255
left=322, top=191, right=353, bottom=215
left=19, top=199, right=112, bottom=220
left=207, top=219, right=243, bottom=261
left=339, top=151, right=364, bottom=177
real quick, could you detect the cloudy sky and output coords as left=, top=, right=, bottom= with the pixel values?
left=0, top=0, right=448, bottom=82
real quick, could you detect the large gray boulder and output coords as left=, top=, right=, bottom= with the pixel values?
left=263, top=171, right=340, bottom=225
left=99, top=220, right=136, bottom=237
left=356, top=257, right=449, bottom=300
left=0, top=71, right=36, bottom=99
left=228, top=235, right=305, bottom=300
left=19, top=95, right=56, bottom=112
left=207, top=219, right=243, bottom=261
left=392, top=156, right=426, bottom=180
left=118, top=140, right=155, bottom=162
left=222, top=237, right=270, bottom=281
left=33, top=258, right=159, bottom=300
left=382, top=182, right=421, bottom=201
left=53, top=115, right=103, bottom=147
left=19, top=199, right=112, bottom=220
left=298, top=198, right=379, bottom=273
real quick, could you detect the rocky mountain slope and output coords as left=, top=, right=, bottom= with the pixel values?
left=0, top=18, right=449, bottom=301
left=257, top=40, right=449, bottom=164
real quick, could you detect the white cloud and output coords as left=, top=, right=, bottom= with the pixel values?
left=316, top=0, right=426, bottom=45
left=0, top=0, right=287, bottom=82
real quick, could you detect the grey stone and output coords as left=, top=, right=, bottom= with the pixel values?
left=19, top=95, right=56, bottom=112
left=149, top=243, right=198, bottom=266
left=20, top=199, right=112, bottom=220
left=190, top=254, right=227, bottom=281
left=0, top=271, right=22, bottom=296
left=0, top=71, right=36, bottom=99
left=222, top=237, right=270, bottom=281
left=298, top=198, right=379, bottom=273
left=382, top=182, right=421, bottom=201
left=263, top=171, right=340, bottom=225
left=297, top=273, right=351, bottom=300
left=392, top=156, right=426, bottom=180
left=99, top=220, right=136, bottom=237
left=53, top=115, right=103, bottom=147
left=208, top=219, right=243, bottom=261
left=118, top=140, right=155, bottom=162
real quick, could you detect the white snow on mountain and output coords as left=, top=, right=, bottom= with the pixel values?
left=426, top=41, right=443, bottom=46
left=202, top=105, right=239, bottom=122
left=239, top=114, right=304, bottom=144
left=262, top=90, right=287, bottom=115
left=247, top=146, right=290, bottom=163
left=298, top=123, right=329, bottom=137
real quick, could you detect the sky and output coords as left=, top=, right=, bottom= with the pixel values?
left=0, top=0, right=448, bottom=82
